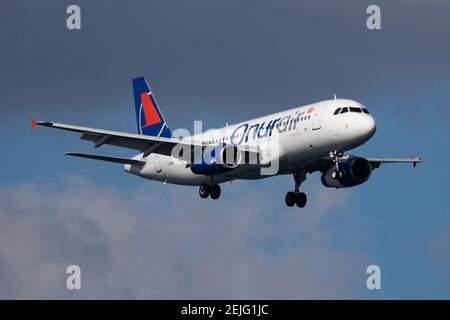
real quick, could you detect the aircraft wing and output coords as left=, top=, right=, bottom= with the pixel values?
left=364, top=156, right=422, bottom=169
left=308, top=155, right=422, bottom=173
left=34, top=120, right=203, bottom=156
left=64, top=152, right=146, bottom=165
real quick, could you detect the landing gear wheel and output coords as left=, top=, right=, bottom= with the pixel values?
left=285, top=191, right=296, bottom=207
left=210, top=184, right=221, bottom=200
left=199, top=183, right=210, bottom=198
left=295, top=192, right=307, bottom=208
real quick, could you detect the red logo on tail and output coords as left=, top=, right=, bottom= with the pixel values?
left=140, top=93, right=161, bottom=128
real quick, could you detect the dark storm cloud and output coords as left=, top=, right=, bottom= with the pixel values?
left=1, top=0, right=449, bottom=129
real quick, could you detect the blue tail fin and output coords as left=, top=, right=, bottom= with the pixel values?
left=132, top=77, right=172, bottom=138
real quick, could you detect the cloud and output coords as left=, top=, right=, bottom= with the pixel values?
left=0, top=175, right=368, bottom=298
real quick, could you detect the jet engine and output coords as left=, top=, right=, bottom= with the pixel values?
left=191, top=144, right=241, bottom=175
left=321, top=157, right=372, bottom=188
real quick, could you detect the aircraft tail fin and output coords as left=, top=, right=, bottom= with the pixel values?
left=132, top=77, right=172, bottom=138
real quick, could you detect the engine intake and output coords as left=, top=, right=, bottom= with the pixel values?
left=321, top=157, right=372, bottom=188
left=191, top=144, right=241, bottom=175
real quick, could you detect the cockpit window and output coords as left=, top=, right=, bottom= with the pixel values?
left=362, top=108, right=370, bottom=114
left=333, top=108, right=341, bottom=115
left=340, top=107, right=349, bottom=114
left=349, top=107, right=362, bottom=113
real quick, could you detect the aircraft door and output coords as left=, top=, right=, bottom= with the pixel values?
left=312, top=106, right=322, bottom=131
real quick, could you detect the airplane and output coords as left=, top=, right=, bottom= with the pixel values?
left=32, top=76, right=421, bottom=208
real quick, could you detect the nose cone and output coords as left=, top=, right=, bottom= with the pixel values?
left=357, top=115, right=376, bottom=140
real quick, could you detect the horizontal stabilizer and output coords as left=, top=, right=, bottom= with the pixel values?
left=65, top=152, right=145, bottom=165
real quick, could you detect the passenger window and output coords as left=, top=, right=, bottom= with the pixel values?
left=362, top=108, right=370, bottom=114
left=334, top=108, right=341, bottom=115
left=340, top=107, right=349, bottom=114
left=349, top=107, right=362, bottom=113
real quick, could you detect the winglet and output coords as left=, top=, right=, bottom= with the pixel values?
left=30, top=118, right=38, bottom=129
left=411, top=155, right=420, bottom=168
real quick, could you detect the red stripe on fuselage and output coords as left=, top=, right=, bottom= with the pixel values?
left=140, top=92, right=161, bottom=128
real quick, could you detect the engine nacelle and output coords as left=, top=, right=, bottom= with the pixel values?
left=191, top=144, right=241, bottom=175
left=321, top=157, right=372, bottom=188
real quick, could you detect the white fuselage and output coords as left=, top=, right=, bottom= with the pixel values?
left=124, top=99, right=376, bottom=185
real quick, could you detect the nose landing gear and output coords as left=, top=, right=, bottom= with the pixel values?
left=330, top=150, right=344, bottom=179
left=285, top=170, right=308, bottom=208
left=199, top=183, right=221, bottom=200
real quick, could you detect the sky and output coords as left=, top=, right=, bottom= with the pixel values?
left=0, top=0, right=449, bottom=299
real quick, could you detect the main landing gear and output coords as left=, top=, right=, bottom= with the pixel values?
left=330, top=149, right=344, bottom=179
left=199, top=183, right=221, bottom=200
left=285, top=170, right=307, bottom=208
